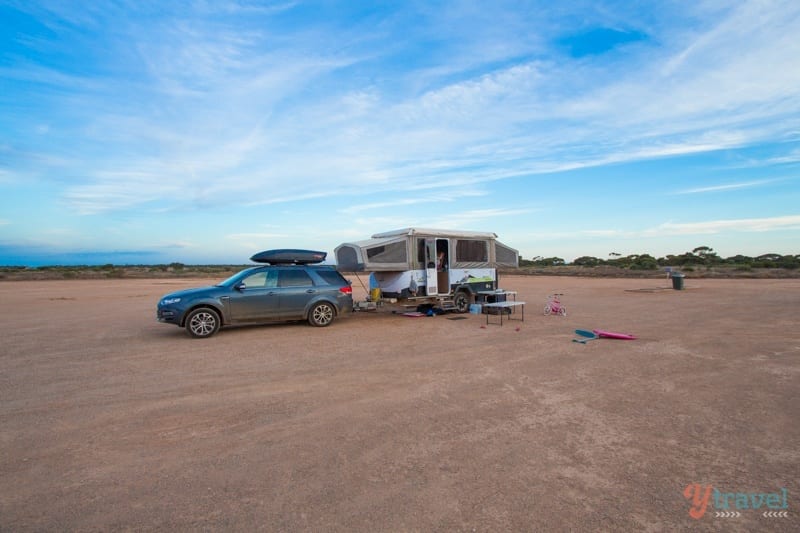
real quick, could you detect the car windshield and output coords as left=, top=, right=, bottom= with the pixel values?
left=216, top=267, right=260, bottom=287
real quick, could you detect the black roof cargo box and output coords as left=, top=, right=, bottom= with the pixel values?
left=250, top=249, right=327, bottom=265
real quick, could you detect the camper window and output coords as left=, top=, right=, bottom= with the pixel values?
left=366, top=241, right=407, bottom=263
left=336, top=246, right=359, bottom=270
left=456, top=239, right=488, bottom=262
left=496, top=243, right=518, bottom=265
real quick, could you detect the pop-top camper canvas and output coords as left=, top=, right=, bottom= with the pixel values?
left=335, top=228, right=518, bottom=306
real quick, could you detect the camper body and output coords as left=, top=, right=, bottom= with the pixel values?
left=335, top=228, right=518, bottom=312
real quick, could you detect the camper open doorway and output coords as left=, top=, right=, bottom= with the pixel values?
left=420, top=238, right=450, bottom=296
left=436, top=238, right=449, bottom=296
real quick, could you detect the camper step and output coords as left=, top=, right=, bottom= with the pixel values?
left=440, top=300, right=457, bottom=310
left=399, top=299, right=457, bottom=310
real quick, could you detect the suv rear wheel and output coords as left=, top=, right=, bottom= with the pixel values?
left=308, top=302, right=335, bottom=327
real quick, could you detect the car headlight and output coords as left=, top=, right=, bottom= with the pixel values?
left=161, top=297, right=182, bottom=305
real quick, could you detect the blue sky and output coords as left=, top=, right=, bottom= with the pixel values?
left=1, top=0, right=799, bottom=266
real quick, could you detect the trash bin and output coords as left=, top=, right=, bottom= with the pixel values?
left=671, top=272, right=685, bottom=290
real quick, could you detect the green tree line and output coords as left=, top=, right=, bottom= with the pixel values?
left=521, top=246, right=800, bottom=270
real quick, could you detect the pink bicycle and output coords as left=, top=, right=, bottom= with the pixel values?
left=544, top=293, right=567, bottom=316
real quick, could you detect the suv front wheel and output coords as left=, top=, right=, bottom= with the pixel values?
left=308, top=302, right=335, bottom=327
left=185, top=307, right=221, bottom=338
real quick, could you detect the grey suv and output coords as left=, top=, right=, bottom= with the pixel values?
left=156, top=251, right=353, bottom=338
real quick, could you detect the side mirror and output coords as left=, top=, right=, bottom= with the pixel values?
left=235, top=282, right=246, bottom=291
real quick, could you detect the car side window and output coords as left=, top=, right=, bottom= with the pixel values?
left=264, top=270, right=278, bottom=288
left=278, top=269, right=313, bottom=287
left=241, top=271, right=268, bottom=288
left=316, top=269, right=347, bottom=286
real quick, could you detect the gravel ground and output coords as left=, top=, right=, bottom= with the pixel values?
left=1, top=275, right=798, bottom=531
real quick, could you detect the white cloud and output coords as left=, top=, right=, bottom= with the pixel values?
left=674, top=179, right=780, bottom=195
left=339, top=189, right=488, bottom=214
left=160, top=242, right=194, bottom=249
left=7, top=1, right=800, bottom=219
left=655, top=215, right=800, bottom=235
left=63, top=169, right=182, bottom=215
left=524, top=215, right=800, bottom=242
left=227, top=232, right=289, bottom=241
left=224, top=232, right=292, bottom=253
left=759, top=149, right=800, bottom=166
left=581, top=229, right=622, bottom=237
left=430, top=208, right=535, bottom=229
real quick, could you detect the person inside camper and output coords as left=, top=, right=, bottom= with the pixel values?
left=436, top=243, right=448, bottom=271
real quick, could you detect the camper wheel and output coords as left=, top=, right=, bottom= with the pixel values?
left=453, top=290, right=472, bottom=313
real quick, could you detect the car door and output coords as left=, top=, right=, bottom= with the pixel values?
left=227, top=269, right=280, bottom=321
left=276, top=268, right=316, bottom=319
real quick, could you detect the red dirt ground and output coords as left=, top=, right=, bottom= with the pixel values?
left=1, top=275, right=798, bottom=531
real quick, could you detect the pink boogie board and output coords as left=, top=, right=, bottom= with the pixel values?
left=593, top=329, right=637, bottom=340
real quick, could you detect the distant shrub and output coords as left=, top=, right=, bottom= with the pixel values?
left=573, top=256, right=601, bottom=267
left=630, top=261, right=658, bottom=270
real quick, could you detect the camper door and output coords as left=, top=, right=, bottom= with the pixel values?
left=424, top=238, right=438, bottom=295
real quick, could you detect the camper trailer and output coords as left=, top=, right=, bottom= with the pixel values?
left=335, top=228, right=519, bottom=312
